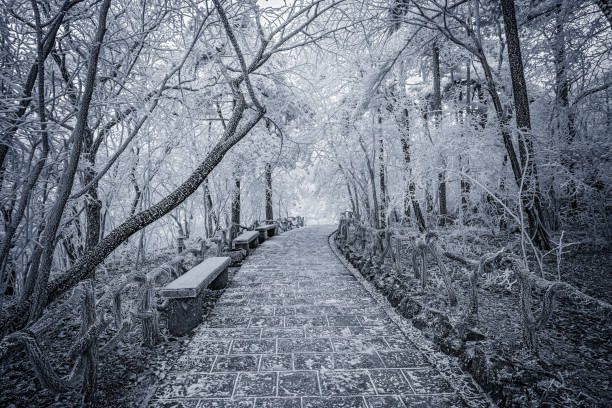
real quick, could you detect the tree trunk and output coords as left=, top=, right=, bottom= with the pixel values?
left=203, top=179, right=217, bottom=237
left=397, top=107, right=426, bottom=231
left=265, top=163, right=273, bottom=220
left=231, top=174, right=241, bottom=240
left=500, top=0, right=552, bottom=250
left=83, top=128, right=102, bottom=252
left=432, top=42, right=447, bottom=225
left=378, top=116, right=387, bottom=228
left=553, top=0, right=577, bottom=211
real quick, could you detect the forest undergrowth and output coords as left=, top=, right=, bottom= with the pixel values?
left=340, top=224, right=612, bottom=407
left=0, top=248, right=228, bottom=408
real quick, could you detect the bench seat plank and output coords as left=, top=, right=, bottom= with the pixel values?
left=160, top=256, right=231, bottom=299
left=255, top=223, right=278, bottom=242
left=234, top=230, right=259, bottom=243
left=255, top=224, right=276, bottom=231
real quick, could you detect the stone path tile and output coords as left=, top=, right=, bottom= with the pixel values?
left=149, top=226, right=478, bottom=407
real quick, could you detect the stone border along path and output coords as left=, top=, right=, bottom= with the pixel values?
left=147, top=225, right=492, bottom=408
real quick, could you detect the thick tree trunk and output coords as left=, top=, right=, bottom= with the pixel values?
left=500, top=0, right=552, bottom=250
left=265, top=163, right=273, bottom=220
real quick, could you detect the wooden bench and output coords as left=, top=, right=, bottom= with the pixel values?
left=160, top=256, right=231, bottom=336
left=255, top=223, right=277, bottom=243
left=233, top=230, right=259, bottom=252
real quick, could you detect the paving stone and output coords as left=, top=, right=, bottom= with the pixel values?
left=250, top=317, right=284, bottom=328
left=304, top=326, right=352, bottom=338
left=285, top=316, right=328, bottom=327
left=149, top=399, right=202, bottom=408
left=213, top=355, right=260, bottom=372
left=278, top=338, right=333, bottom=353
left=197, top=328, right=262, bottom=339
left=186, top=340, right=230, bottom=355
left=365, top=395, right=405, bottom=408
left=319, top=370, right=375, bottom=396
left=235, top=372, right=277, bottom=397
left=260, top=354, right=293, bottom=371
left=293, top=353, right=334, bottom=370
left=327, top=315, right=361, bottom=326
left=174, top=355, right=216, bottom=372
left=277, top=371, right=319, bottom=396
left=261, top=328, right=304, bottom=338
left=402, top=368, right=454, bottom=394
left=254, top=397, right=301, bottom=407
left=378, top=350, right=427, bottom=368
left=198, top=399, right=255, bottom=408
left=207, top=316, right=251, bottom=328
left=231, top=339, right=276, bottom=354
left=333, top=352, right=384, bottom=369
left=368, top=369, right=414, bottom=394
left=275, top=307, right=296, bottom=316
left=302, top=396, right=367, bottom=408
left=331, top=337, right=388, bottom=353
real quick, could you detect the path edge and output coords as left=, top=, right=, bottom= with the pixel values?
left=327, top=230, right=496, bottom=408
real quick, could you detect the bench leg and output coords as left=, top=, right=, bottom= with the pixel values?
left=249, top=239, right=258, bottom=249
left=209, top=267, right=228, bottom=290
left=236, top=242, right=248, bottom=252
left=166, top=296, right=204, bottom=336
left=258, top=230, right=266, bottom=244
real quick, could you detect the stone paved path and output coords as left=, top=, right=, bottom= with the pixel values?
left=149, top=225, right=471, bottom=408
